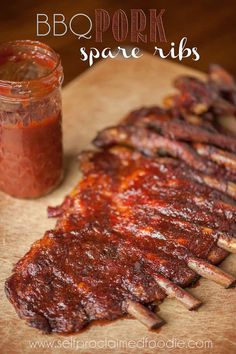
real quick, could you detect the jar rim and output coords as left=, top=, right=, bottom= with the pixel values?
left=0, top=40, right=64, bottom=100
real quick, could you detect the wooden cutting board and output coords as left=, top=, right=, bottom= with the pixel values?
left=1, top=54, right=236, bottom=354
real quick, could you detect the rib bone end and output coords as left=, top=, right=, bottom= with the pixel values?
left=126, top=300, right=165, bottom=329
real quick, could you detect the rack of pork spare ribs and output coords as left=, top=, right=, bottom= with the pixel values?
left=5, top=65, right=236, bottom=334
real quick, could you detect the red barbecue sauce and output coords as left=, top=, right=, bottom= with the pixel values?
left=0, top=41, right=64, bottom=198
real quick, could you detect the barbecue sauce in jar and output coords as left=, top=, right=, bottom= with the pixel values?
left=0, top=40, right=64, bottom=198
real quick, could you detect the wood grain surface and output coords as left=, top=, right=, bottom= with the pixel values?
left=0, top=54, right=236, bottom=354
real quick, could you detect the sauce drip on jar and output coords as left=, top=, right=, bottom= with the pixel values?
left=0, top=40, right=64, bottom=198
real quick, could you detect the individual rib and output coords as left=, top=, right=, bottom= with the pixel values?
left=173, top=76, right=213, bottom=114
left=125, top=300, right=165, bottom=329
left=192, top=196, right=236, bottom=222
left=173, top=75, right=236, bottom=115
left=148, top=118, right=236, bottom=153
left=199, top=175, right=236, bottom=200
left=153, top=274, right=202, bottom=310
left=217, top=235, right=236, bottom=254
left=194, top=143, right=236, bottom=170
left=122, top=106, right=170, bottom=126
left=209, top=64, right=236, bottom=93
left=93, top=125, right=216, bottom=174
left=187, top=257, right=236, bottom=288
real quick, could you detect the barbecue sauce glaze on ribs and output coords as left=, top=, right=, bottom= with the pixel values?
left=5, top=65, right=236, bottom=334
left=5, top=148, right=234, bottom=333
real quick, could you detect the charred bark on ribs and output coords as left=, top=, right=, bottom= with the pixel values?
left=5, top=65, right=236, bottom=334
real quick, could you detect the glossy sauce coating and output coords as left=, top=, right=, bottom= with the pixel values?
left=0, top=114, right=63, bottom=198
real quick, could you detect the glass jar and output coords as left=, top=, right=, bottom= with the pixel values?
left=0, top=40, right=64, bottom=198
